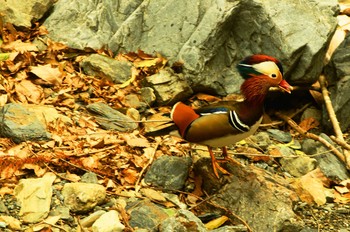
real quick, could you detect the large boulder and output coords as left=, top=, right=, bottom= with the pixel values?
left=43, top=0, right=339, bottom=95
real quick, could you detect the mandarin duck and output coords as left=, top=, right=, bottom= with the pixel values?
left=170, top=54, right=293, bottom=178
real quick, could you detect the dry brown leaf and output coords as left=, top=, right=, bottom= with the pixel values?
left=205, top=216, right=229, bottom=230
left=126, top=137, right=150, bottom=148
left=0, top=186, right=13, bottom=196
left=122, top=168, right=138, bottom=185
left=80, top=156, right=99, bottom=169
left=292, top=168, right=329, bottom=205
left=15, top=79, right=44, bottom=104
left=140, top=188, right=167, bottom=202
left=21, top=163, right=47, bottom=177
left=30, top=64, right=63, bottom=86
left=299, top=117, right=320, bottom=132
left=1, top=40, right=38, bottom=52
left=335, top=185, right=350, bottom=195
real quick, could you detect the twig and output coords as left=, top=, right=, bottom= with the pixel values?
left=319, top=74, right=350, bottom=168
left=275, top=112, right=347, bottom=165
left=330, top=135, right=350, bottom=150
left=319, top=75, right=343, bottom=139
left=134, top=142, right=160, bottom=192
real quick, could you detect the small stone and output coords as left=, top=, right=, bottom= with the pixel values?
left=144, top=156, right=192, bottom=190
left=0, top=216, right=22, bottom=230
left=14, top=172, right=56, bottom=223
left=0, top=103, right=51, bottom=143
left=81, top=54, right=132, bottom=84
left=280, top=151, right=317, bottom=177
left=81, top=172, right=99, bottom=184
left=92, top=210, right=125, bottom=232
left=124, top=94, right=147, bottom=110
left=250, top=132, right=271, bottom=150
left=0, top=200, right=8, bottom=214
left=128, top=199, right=169, bottom=230
left=144, top=68, right=193, bottom=105
left=50, top=206, right=71, bottom=220
left=62, top=183, right=106, bottom=213
left=81, top=210, right=106, bottom=228
left=159, top=209, right=207, bottom=232
left=140, top=87, right=156, bottom=106
left=267, top=129, right=292, bottom=143
left=87, top=102, right=138, bottom=131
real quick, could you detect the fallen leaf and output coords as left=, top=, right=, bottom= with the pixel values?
left=1, top=40, right=38, bottom=52
left=122, top=168, right=138, bottom=185
left=140, top=188, right=167, bottom=202
left=0, top=186, right=13, bottom=196
left=335, top=185, right=350, bottom=194
left=292, top=168, right=329, bottom=205
left=21, top=163, right=47, bottom=177
left=15, top=79, right=44, bottom=104
left=205, top=216, right=229, bottom=230
left=299, top=117, right=319, bottom=132
left=30, top=64, right=63, bottom=86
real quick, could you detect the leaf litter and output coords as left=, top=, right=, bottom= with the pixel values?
left=1, top=7, right=350, bottom=231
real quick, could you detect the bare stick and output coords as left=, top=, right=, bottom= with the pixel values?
left=319, top=75, right=343, bottom=139
left=275, top=112, right=347, bottom=166
left=319, top=75, right=350, bottom=166
left=134, top=142, right=160, bottom=192
left=330, top=135, right=350, bottom=150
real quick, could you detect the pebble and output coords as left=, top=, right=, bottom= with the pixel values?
left=144, top=156, right=192, bottom=190
left=267, top=129, right=292, bottom=143
left=92, top=210, right=125, bottom=232
left=61, top=182, right=106, bottom=213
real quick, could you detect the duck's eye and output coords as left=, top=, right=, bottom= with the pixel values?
left=271, top=73, right=277, bottom=78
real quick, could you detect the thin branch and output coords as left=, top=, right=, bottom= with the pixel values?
left=275, top=112, right=347, bottom=166
left=134, top=142, right=160, bottom=192
left=330, top=135, right=350, bottom=150
left=319, top=75, right=343, bottom=139
left=319, top=74, right=350, bottom=168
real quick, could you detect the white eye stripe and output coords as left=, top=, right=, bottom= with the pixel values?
left=252, top=61, right=280, bottom=76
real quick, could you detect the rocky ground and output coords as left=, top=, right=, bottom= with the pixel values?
left=1, top=1, right=350, bottom=232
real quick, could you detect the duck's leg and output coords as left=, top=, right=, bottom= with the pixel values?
left=208, top=147, right=230, bottom=178
left=220, top=147, right=241, bottom=166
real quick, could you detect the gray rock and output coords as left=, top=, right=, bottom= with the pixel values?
left=301, top=106, right=322, bottom=123
left=267, top=129, right=292, bottom=143
left=250, top=132, right=271, bottom=150
left=92, top=210, right=125, bottom=232
left=0, top=0, right=55, bottom=27
left=323, top=34, right=350, bottom=132
left=194, top=158, right=304, bottom=231
left=81, top=172, right=99, bottom=184
left=322, top=75, right=350, bottom=132
left=124, top=94, right=147, bottom=110
left=140, top=87, right=156, bottom=106
left=86, top=102, right=138, bottom=131
left=280, top=152, right=317, bottom=177
left=14, top=173, right=56, bottom=223
left=143, top=68, right=193, bottom=105
left=0, top=200, right=8, bottom=214
left=0, top=103, right=51, bottom=143
left=43, top=0, right=338, bottom=95
left=159, top=209, right=207, bottom=232
left=128, top=199, right=169, bottom=231
left=49, top=206, right=71, bottom=220
left=80, top=210, right=107, bottom=228
left=301, top=135, right=350, bottom=182
left=81, top=54, right=132, bottom=84
left=144, top=156, right=192, bottom=190
left=62, top=183, right=106, bottom=213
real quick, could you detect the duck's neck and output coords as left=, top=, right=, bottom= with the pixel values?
left=240, top=76, right=270, bottom=107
